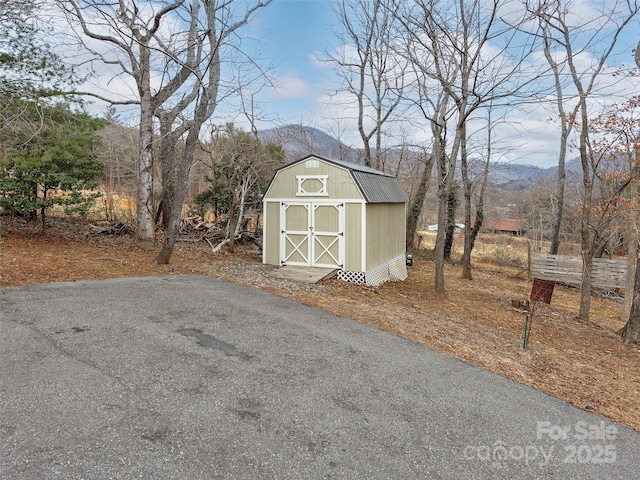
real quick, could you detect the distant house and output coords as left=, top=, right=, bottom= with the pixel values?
left=427, top=224, right=465, bottom=233
left=483, top=219, right=527, bottom=236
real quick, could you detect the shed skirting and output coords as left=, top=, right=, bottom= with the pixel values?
left=336, top=270, right=366, bottom=284
left=336, top=254, right=408, bottom=287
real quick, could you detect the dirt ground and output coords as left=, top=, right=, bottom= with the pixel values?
left=1, top=216, right=639, bottom=432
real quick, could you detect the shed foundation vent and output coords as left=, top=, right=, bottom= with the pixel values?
left=337, top=270, right=366, bottom=284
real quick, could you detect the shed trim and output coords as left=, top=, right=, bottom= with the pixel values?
left=262, top=198, right=267, bottom=264
left=264, top=198, right=366, bottom=205
left=361, top=203, right=367, bottom=272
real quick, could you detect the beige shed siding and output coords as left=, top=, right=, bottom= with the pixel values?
left=263, top=201, right=281, bottom=265
left=263, top=161, right=364, bottom=201
left=344, top=203, right=362, bottom=271
left=365, top=203, right=406, bottom=270
left=312, top=203, right=339, bottom=232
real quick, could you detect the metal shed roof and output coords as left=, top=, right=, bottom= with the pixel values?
left=351, top=170, right=408, bottom=203
left=286, top=155, right=408, bottom=204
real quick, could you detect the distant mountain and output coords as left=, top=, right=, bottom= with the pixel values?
left=258, top=124, right=570, bottom=189
left=480, top=162, right=546, bottom=189
left=258, top=125, right=362, bottom=163
left=532, top=157, right=583, bottom=184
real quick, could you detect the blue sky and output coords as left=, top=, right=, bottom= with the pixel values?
left=234, top=0, right=640, bottom=168
left=257, top=0, right=335, bottom=74
left=247, top=0, right=338, bottom=127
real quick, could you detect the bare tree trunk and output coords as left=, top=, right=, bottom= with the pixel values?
left=621, top=252, right=640, bottom=344
left=577, top=113, right=596, bottom=320
left=542, top=30, right=573, bottom=256
left=467, top=197, right=484, bottom=258
left=462, top=112, right=491, bottom=279
left=550, top=141, right=567, bottom=255
left=443, top=183, right=458, bottom=261
left=154, top=206, right=180, bottom=264
left=434, top=180, right=448, bottom=296
left=154, top=132, right=194, bottom=265
left=578, top=245, right=594, bottom=320
left=461, top=183, right=484, bottom=280
left=622, top=178, right=639, bottom=320
left=577, top=136, right=595, bottom=319
left=157, top=114, right=178, bottom=230
left=234, top=180, right=248, bottom=237
left=137, top=85, right=156, bottom=243
left=459, top=114, right=474, bottom=276
left=40, top=205, right=46, bottom=236
left=435, top=132, right=456, bottom=296
left=622, top=237, right=638, bottom=321
left=405, top=151, right=435, bottom=249
left=226, top=197, right=239, bottom=253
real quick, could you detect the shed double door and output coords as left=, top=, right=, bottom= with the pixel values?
left=280, top=202, right=344, bottom=268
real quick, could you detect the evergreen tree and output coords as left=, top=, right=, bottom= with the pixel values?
left=0, top=1, right=101, bottom=234
left=0, top=103, right=105, bottom=233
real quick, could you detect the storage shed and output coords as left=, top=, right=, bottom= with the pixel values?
left=262, top=154, right=408, bottom=286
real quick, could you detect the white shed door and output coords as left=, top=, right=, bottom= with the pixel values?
left=280, top=202, right=343, bottom=268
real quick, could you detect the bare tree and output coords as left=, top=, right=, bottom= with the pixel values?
left=405, top=148, right=436, bottom=250
left=528, top=0, right=639, bottom=320
left=537, top=16, right=575, bottom=256
left=326, top=0, right=406, bottom=170
left=435, top=0, right=535, bottom=280
left=462, top=105, right=496, bottom=270
left=396, top=0, right=456, bottom=294
left=587, top=94, right=640, bottom=343
left=200, top=124, right=284, bottom=252
left=154, top=0, right=272, bottom=264
left=622, top=42, right=640, bottom=344
left=397, top=0, right=536, bottom=292
left=58, top=0, right=271, bottom=256
left=59, top=0, right=193, bottom=243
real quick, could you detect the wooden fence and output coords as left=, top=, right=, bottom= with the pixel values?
left=530, top=253, right=628, bottom=290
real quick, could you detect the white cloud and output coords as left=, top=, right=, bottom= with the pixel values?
left=270, top=75, right=312, bottom=99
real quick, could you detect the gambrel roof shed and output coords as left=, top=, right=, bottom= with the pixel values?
left=262, top=154, right=408, bottom=286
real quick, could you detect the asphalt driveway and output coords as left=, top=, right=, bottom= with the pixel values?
left=1, top=275, right=638, bottom=479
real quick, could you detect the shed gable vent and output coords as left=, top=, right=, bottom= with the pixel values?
left=305, top=160, right=319, bottom=168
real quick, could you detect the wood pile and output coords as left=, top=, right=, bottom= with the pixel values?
left=90, top=223, right=134, bottom=236
left=91, top=216, right=261, bottom=250
left=177, top=216, right=260, bottom=247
